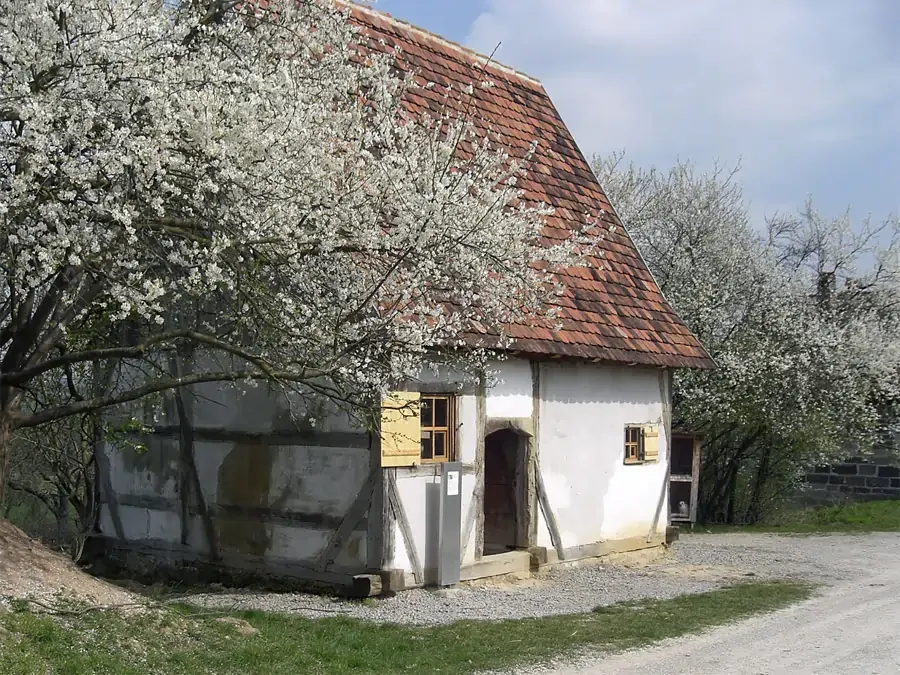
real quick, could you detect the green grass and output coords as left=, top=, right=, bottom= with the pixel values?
left=695, top=500, right=900, bottom=535
left=0, top=581, right=813, bottom=675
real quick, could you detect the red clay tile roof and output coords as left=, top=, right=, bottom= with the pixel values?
left=351, top=4, right=714, bottom=370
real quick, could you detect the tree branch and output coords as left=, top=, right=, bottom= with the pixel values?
left=8, top=480, right=56, bottom=512
left=13, top=368, right=326, bottom=429
left=2, top=329, right=283, bottom=387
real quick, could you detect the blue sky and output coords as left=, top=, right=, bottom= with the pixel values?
left=373, top=0, right=900, bottom=227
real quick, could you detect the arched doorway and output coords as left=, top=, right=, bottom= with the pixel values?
left=483, top=428, right=527, bottom=556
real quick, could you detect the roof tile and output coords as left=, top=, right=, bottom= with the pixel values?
left=352, top=4, right=714, bottom=369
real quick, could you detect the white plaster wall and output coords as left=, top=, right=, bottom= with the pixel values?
left=251, top=445, right=369, bottom=517
left=538, top=362, right=668, bottom=547
left=266, top=525, right=367, bottom=569
left=459, top=470, right=478, bottom=564
left=101, top=506, right=367, bottom=569
left=391, top=470, right=437, bottom=573
left=413, top=363, right=477, bottom=391
left=485, top=358, right=533, bottom=419
left=107, top=442, right=368, bottom=515
left=390, top=470, right=478, bottom=575
left=102, top=436, right=371, bottom=568
left=390, top=392, right=479, bottom=574
left=105, top=436, right=180, bottom=501
left=456, top=395, right=478, bottom=464
left=101, top=504, right=189, bottom=545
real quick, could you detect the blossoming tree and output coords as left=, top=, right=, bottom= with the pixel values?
left=0, top=0, right=596, bottom=498
left=595, top=153, right=900, bottom=522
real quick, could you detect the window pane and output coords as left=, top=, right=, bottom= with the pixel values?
left=434, top=431, right=446, bottom=457
left=434, top=397, right=448, bottom=427
left=421, top=398, right=434, bottom=427
left=420, top=432, right=433, bottom=460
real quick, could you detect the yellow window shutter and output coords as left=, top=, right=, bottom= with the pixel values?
left=380, top=391, right=421, bottom=467
left=642, top=425, right=660, bottom=462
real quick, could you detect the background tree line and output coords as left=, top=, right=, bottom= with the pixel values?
left=595, top=153, right=900, bottom=523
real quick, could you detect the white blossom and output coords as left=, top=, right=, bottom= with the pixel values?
left=0, top=0, right=607, bottom=446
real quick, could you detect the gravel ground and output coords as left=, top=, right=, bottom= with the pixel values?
left=671, top=531, right=900, bottom=583
left=186, top=563, right=718, bottom=626
left=544, top=532, right=900, bottom=675
left=184, top=532, right=900, bottom=625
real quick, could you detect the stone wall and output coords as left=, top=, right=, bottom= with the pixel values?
left=802, top=456, right=900, bottom=504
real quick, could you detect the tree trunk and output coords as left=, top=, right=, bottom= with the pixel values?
left=724, top=465, right=739, bottom=524
left=56, top=487, right=72, bottom=550
left=171, top=352, right=219, bottom=561
left=719, top=428, right=766, bottom=524
left=0, top=412, right=14, bottom=505
left=90, top=362, right=126, bottom=540
left=85, top=454, right=100, bottom=534
left=745, top=444, right=773, bottom=524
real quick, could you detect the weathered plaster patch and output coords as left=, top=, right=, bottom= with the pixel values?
left=216, top=440, right=279, bottom=556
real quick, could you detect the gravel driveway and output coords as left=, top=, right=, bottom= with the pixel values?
left=539, top=532, right=900, bottom=675
left=184, top=532, right=900, bottom=627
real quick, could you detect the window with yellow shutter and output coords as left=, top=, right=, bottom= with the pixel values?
left=642, top=425, right=660, bottom=462
left=380, top=392, right=421, bottom=467
left=623, top=424, right=660, bottom=465
left=380, top=392, right=457, bottom=467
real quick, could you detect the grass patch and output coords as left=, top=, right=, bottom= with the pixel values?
left=695, top=500, right=900, bottom=535
left=0, top=581, right=812, bottom=675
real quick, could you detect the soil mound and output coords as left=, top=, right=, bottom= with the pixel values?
left=0, top=519, right=138, bottom=610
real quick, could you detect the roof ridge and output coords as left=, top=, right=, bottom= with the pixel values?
left=347, top=1, right=543, bottom=87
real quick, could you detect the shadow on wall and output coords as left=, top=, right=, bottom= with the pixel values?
left=424, top=481, right=440, bottom=586
left=190, top=378, right=363, bottom=435
left=539, top=362, right=659, bottom=407
left=216, top=440, right=290, bottom=557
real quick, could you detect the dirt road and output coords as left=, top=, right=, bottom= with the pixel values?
left=555, top=532, right=900, bottom=675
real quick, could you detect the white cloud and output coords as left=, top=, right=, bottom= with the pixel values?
left=467, top=0, right=900, bottom=219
